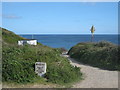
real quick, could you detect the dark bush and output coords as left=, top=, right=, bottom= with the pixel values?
left=68, top=41, right=120, bottom=70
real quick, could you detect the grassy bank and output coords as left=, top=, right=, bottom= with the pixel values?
left=2, top=27, right=82, bottom=86
left=68, top=41, right=120, bottom=70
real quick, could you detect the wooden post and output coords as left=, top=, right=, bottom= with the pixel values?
left=91, top=33, right=94, bottom=42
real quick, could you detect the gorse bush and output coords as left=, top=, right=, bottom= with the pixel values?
left=45, top=59, right=82, bottom=84
left=2, top=28, right=82, bottom=84
left=2, top=45, right=82, bottom=84
left=2, top=45, right=37, bottom=83
left=68, top=41, right=120, bottom=70
left=94, top=40, right=115, bottom=47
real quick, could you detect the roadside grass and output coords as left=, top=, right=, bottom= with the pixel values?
left=2, top=76, right=83, bottom=88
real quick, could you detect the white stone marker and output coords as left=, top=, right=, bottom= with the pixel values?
left=35, top=62, right=47, bottom=77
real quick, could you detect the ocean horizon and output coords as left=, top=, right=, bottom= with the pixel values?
left=19, top=34, right=119, bottom=50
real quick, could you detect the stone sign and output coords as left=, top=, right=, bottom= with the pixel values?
left=35, top=62, right=47, bottom=76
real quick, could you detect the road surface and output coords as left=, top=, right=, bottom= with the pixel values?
left=62, top=53, right=118, bottom=88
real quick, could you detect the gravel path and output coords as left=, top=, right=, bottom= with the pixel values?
left=62, top=54, right=118, bottom=88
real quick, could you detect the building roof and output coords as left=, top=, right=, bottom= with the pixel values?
left=18, top=39, right=37, bottom=41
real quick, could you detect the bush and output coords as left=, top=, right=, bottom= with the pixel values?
left=45, top=62, right=82, bottom=84
left=68, top=41, right=120, bottom=70
left=2, top=44, right=82, bottom=84
left=2, top=45, right=37, bottom=83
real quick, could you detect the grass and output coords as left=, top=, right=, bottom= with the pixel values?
left=68, top=41, right=120, bottom=71
left=2, top=27, right=82, bottom=87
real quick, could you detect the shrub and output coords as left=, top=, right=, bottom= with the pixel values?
left=2, top=45, right=37, bottom=83
left=68, top=41, right=120, bottom=70
left=2, top=44, right=82, bottom=84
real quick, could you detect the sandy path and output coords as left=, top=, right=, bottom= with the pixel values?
left=62, top=54, right=118, bottom=88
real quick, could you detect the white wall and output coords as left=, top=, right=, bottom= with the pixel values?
left=18, top=40, right=37, bottom=45
left=18, top=40, right=24, bottom=45
left=27, top=40, right=37, bottom=45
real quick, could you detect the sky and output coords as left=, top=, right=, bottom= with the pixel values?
left=2, top=2, right=118, bottom=34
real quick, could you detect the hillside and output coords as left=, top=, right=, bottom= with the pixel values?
left=68, top=41, right=120, bottom=70
left=2, top=28, right=26, bottom=45
left=2, top=27, right=82, bottom=85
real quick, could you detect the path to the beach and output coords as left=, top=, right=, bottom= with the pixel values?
left=62, top=53, right=118, bottom=88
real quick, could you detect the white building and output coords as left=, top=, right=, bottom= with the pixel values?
left=18, top=39, right=37, bottom=46
left=35, top=62, right=47, bottom=77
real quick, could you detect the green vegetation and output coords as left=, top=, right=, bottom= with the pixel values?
left=2, top=28, right=26, bottom=45
left=0, top=28, right=2, bottom=83
left=68, top=41, right=120, bottom=70
left=2, top=27, right=82, bottom=85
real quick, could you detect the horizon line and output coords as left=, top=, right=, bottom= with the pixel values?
left=18, top=33, right=119, bottom=35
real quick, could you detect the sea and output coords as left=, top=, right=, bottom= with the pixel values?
left=20, top=34, right=119, bottom=50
